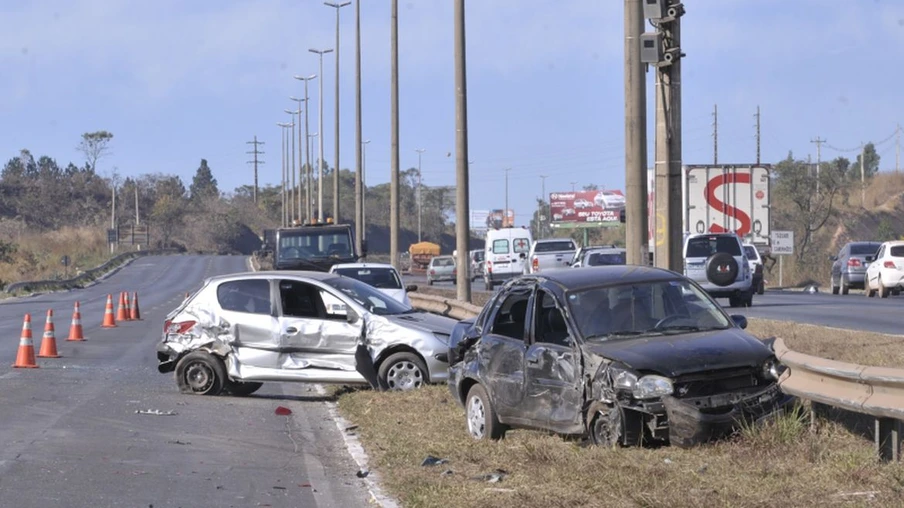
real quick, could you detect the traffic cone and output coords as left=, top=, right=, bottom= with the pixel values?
left=116, top=291, right=129, bottom=322
left=123, top=292, right=132, bottom=321
left=67, top=301, right=85, bottom=341
left=130, top=292, right=141, bottom=321
left=38, top=309, right=61, bottom=358
left=12, top=314, right=38, bottom=368
left=102, top=294, right=117, bottom=328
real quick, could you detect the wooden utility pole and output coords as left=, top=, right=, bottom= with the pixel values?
left=246, top=136, right=265, bottom=204
left=454, top=0, right=471, bottom=302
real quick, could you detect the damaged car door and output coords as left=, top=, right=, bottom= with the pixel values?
left=216, top=279, right=281, bottom=370
left=523, top=288, right=584, bottom=434
left=480, top=288, right=532, bottom=419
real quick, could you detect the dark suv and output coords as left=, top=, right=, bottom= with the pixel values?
left=830, top=241, right=881, bottom=295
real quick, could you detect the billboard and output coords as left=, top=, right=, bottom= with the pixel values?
left=487, top=209, right=514, bottom=229
left=470, top=210, right=490, bottom=231
left=549, top=190, right=625, bottom=224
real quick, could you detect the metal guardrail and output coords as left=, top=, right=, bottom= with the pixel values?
left=5, top=248, right=181, bottom=294
left=775, top=337, right=904, bottom=462
left=409, top=293, right=481, bottom=321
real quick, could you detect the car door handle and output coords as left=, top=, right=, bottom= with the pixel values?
left=286, top=327, right=298, bottom=334
left=526, top=357, right=540, bottom=366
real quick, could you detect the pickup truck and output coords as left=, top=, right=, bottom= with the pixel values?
left=525, top=238, right=577, bottom=274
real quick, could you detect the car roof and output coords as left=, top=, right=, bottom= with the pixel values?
left=530, top=265, right=681, bottom=292
left=881, top=240, right=904, bottom=246
left=330, top=262, right=395, bottom=270
left=204, top=270, right=339, bottom=285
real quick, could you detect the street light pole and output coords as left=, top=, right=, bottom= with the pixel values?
left=290, top=96, right=305, bottom=223
left=539, top=174, right=548, bottom=239
left=309, top=48, right=333, bottom=222
left=278, top=122, right=292, bottom=227
left=325, top=1, right=351, bottom=224
left=354, top=0, right=364, bottom=253
left=362, top=139, right=370, bottom=240
left=415, top=148, right=426, bottom=242
left=504, top=167, right=511, bottom=227
left=294, top=75, right=316, bottom=223
left=284, top=110, right=297, bottom=224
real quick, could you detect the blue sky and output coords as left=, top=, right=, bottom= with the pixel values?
left=1, top=0, right=903, bottom=226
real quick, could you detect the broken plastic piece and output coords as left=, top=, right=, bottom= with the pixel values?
left=135, top=409, right=177, bottom=416
left=471, top=469, right=508, bottom=483
left=275, top=406, right=292, bottom=416
left=421, top=455, right=449, bottom=467
left=356, top=469, right=369, bottom=478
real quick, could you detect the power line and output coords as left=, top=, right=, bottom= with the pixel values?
left=246, top=136, right=265, bottom=204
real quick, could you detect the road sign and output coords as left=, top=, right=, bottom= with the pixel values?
left=60, top=255, right=70, bottom=267
left=772, top=230, right=794, bottom=255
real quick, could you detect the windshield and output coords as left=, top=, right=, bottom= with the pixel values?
left=685, top=236, right=742, bottom=258
left=432, top=257, right=455, bottom=267
left=587, top=251, right=626, bottom=266
left=322, top=276, right=411, bottom=316
left=851, top=243, right=881, bottom=255
left=566, top=279, right=731, bottom=340
left=333, top=267, right=403, bottom=290
left=278, top=229, right=354, bottom=260
left=743, top=246, right=758, bottom=260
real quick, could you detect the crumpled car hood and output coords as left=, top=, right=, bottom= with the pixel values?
left=383, top=311, right=456, bottom=335
left=583, top=328, right=771, bottom=378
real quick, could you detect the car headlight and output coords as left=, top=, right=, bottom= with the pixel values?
left=632, top=375, right=674, bottom=399
left=433, top=332, right=451, bottom=346
left=762, top=358, right=781, bottom=380
left=613, top=370, right=638, bottom=390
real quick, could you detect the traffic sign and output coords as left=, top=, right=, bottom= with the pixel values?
left=772, top=230, right=794, bottom=255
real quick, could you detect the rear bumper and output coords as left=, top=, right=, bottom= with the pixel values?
left=842, top=271, right=867, bottom=287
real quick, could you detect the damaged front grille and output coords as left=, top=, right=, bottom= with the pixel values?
left=672, top=367, right=763, bottom=399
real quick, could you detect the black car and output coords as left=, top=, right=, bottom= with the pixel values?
left=447, top=266, right=793, bottom=448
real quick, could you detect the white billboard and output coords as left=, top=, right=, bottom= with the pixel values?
left=470, top=210, right=490, bottom=231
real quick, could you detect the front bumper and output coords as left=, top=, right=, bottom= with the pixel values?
left=661, top=383, right=795, bottom=447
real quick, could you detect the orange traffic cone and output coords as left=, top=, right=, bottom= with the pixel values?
left=67, top=301, right=85, bottom=341
left=38, top=309, right=61, bottom=358
left=102, top=294, right=117, bottom=328
left=130, top=292, right=141, bottom=321
left=12, top=314, right=38, bottom=368
left=116, top=292, right=129, bottom=322
left=123, top=292, right=132, bottom=321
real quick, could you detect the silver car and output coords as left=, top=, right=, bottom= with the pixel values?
left=427, top=255, right=457, bottom=285
left=156, top=271, right=456, bottom=395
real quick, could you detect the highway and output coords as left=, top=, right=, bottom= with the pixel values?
left=0, top=255, right=372, bottom=508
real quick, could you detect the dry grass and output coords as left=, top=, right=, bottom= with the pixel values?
left=0, top=226, right=109, bottom=286
left=338, top=386, right=904, bottom=508
left=860, top=173, right=904, bottom=211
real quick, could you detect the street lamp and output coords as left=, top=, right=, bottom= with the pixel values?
left=309, top=48, right=333, bottom=222
left=284, top=109, right=297, bottom=223
left=293, top=74, right=317, bottom=222
left=415, top=148, right=426, bottom=242
left=362, top=139, right=370, bottom=238
left=325, top=1, right=351, bottom=223
left=278, top=122, right=294, bottom=227
left=289, top=96, right=305, bottom=223
left=308, top=132, right=320, bottom=220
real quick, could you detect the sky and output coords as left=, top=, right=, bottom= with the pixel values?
left=1, top=0, right=903, bottom=226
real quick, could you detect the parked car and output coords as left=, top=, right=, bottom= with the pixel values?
left=156, top=271, right=456, bottom=394
left=329, top=262, right=414, bottom=306
left=572, top=246, right=626, bottom=268
left=830, top=241, right=882, bottom=295
left=865, top=240, right=904, bottom=298
left=683, top=233, right=754, bottom=307
left=447, top=266, right=792, bottom=448
left=742, top=244, right=765, bottom=295
left=428, top=255, right=457, bottom=285
left=469, top=249, right=485, bottom=282
left=485, top=227, right=533, bottom=290
left=526, top=238, right=577, bottom=274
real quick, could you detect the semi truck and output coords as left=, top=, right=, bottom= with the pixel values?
left=262, top=221, right=365, bottom=272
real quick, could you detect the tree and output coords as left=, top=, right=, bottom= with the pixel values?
left=530, top=199, right=553, bottom=239
left=850, top=142, right=881, bottom=180
left=190, top=159, right=219, bottom=202
left=76, top=131, right=113, bottom=173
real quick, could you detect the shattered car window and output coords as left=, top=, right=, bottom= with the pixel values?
left=567, top=279, right=730, bottom=340
left=489, top=292, right=530, bottom=341
left=321, top=276, right=411, bottom=316
left=217, top=279, right=271, bottom=315
left=534, top=290, right=572, bottom=347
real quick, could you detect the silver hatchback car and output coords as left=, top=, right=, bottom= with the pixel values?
left=157, top=271, right=456, bottom=395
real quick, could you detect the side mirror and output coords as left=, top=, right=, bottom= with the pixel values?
left=828, top=255, right=837, bottom=261
left=346, top=308, right=360, bottom=325
left=730, top=314, right=748, bottom=329
left=406, top=284, right=418, bottom=292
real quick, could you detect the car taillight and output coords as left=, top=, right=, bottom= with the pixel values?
left=847, top=258, right=861, bottom=267
left=532, top=257, right=539, bottom=271
left=885, top=261, right=897, bottom=269
left=165, top=320, right=196, bottom=334
left=486, top=261, right=492, bottom=273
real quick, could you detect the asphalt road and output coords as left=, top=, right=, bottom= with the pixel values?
left=404, top=272, right=903, bottom=336
left=0, top=255, right=373, bottom=508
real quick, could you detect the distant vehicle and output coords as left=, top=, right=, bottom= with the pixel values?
left=572, top=247, right=626, bottom=268
left=469, top=249, right=485, bottom=281
left=594, top=190, right=626, bottom=209
left=526, top=238, right=577, bottom=274
left=742, top=244, right=765, bottom=295
left=268, top=222, right=363, bottom=272
left=484, top=227, right=533, bottom=291
left=428, top=255, right=457, bottom=286
left=830, top=241, right=882, bottom=295
left=329, top=262, right=413, bottom=306
left=683, top=232, right=754, bottom=308
left=864, top=240, right=904, bottom=298
left=573, top=198, right=593, bottom=209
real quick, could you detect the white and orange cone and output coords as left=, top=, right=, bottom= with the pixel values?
left=102, top=294, right=117, bottom=328
left=37, top=309, right=61, bottom=358
left=12, top=314, right=38, bottom=368
left=67, top=301, right=85, bottom=341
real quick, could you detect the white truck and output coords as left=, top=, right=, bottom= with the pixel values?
left=525, top=238, right=577, bottom=274
left=648, top=165, right=772, bottom=262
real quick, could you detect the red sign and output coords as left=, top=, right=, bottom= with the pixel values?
left=549, top=190, right=625, bottom=224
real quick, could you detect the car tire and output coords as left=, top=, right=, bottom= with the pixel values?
left=175, top=351, right=227, bottom=396
left=879, top=278, right=890, bottom=298
left=427, top=278, right=433, bottom=286
left=378, top=352, right=428, bottom=391
left=893, top=289, right=901, bottom=296
left=485, top=277, right=494, bottom=291
left=704, top=253, right=739, bottom=287
left=831, top=277, right=839, bottom=295
left=465, top=384, right=505, bottom=441
left=866, top=286, right=876, bottom=297
left=743, top=291, right=754, bottom=307
left=589, top=405, right=638, bottom=447
left=226, top=380, right=263, bottom=397
left=841, top=276, right=850, bottom=295
left=757, top=280, right=765, bottom=295
left=728, top=296, right=740, bottom=308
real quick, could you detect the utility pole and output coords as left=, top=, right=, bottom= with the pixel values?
left=861, top=142, right=866, bottom=207
left=309, top=48, right=333, bottom=222
left=390, top=0, right=400, bottom=269
left=539, top=174, right=548, bottom=239
left=284, top=110, right=297, bottom=223
left=754, top=106, right=761, bottom=165
left=454, top=0, right=471, bottom=302
left=811, top=136, right=825, bottom=194
left=504, top=168, right=511, bottom=227
left=416, top=148, right=426, bottom=242
left=362, top=139, right=370, bottom=240
left=246, top=136, right=265, bottom=203
left=651, top=0, right=685, bottom=273
left=326, top=1, right=351, bottom=223
left=624, top=0, right=647, bottom=267
left=290, top=97, right=305, bottom=221
left=712, top=104, right=718, bottom=165
left=896, top=124, right=900, bottom=174
left=278, top=123, right=288, bottom=227
left=294, top=75, right=316, bottom=223
left=570, top=181, right=577, bottom=192
left=354, top=0, right=364, bottom=254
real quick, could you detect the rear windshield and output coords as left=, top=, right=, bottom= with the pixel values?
left=587, top=252, right=626, bottom=266
left=685, top=236, right=742, bottom=258
left=534, top=241, right=575, bottom=253
left=851, top=243, right=881, bottom=255
left=890, top=246, right=904, bottom=257
left=432, top=257, right=454, bottom=267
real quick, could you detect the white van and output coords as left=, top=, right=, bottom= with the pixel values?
left=484, top=227, right=533, bottom=290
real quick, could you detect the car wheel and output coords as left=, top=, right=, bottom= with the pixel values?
left=378, top=352, right=428, bottom=391
left=841, top=276, right=850, bottom=295
left=879, top=278, right=889, bottom=298
left=175, top=351, right=226, bottom=396
left=866, top=286, right=876, bottom=297
left=225, top=380, right=263, bottom=396
left=427, top=278, right=433, bottom=286
left=589, top=405, right=625, bottom=447
left=465, top=384, right=504, bottom=441
left=728, top=296, right=740, bottom=308
left=757, top=280, right=765, bottom=296
left=893, top=289, right=901, bottom=296
left=485, top=277, right=494, bottom=291
left=831, top=277, right=839, bottom=295
left=744, top=291, right=754, bottom=307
